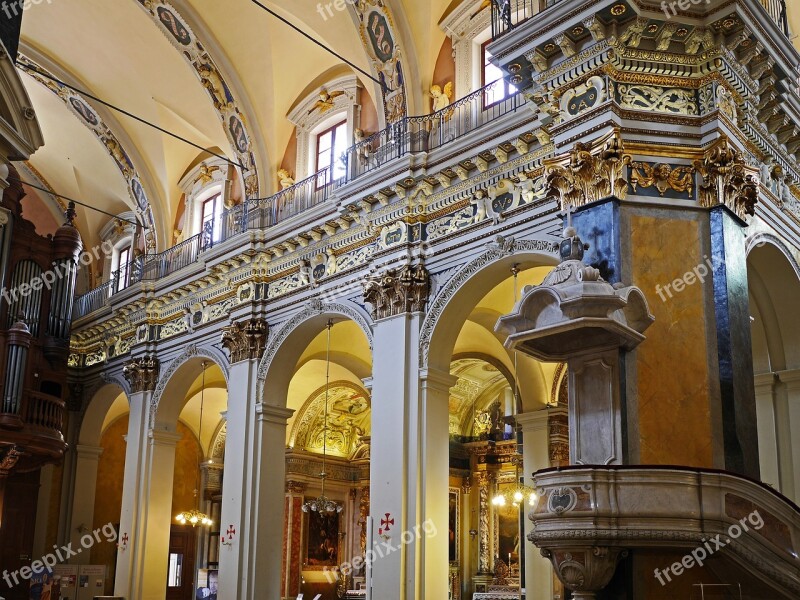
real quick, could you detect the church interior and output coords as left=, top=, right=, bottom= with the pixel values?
left=0, top=0, right=799, bottom=599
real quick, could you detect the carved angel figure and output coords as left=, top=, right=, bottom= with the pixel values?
left=309, top=89, right=346, bottom=115
left=354, top=129, right=373, bottom=165
left=277, top=168, right=295, bottom=190
left=430, top=82, right=454, bottom=114
left=198, top=65, right=230, bottom=111
left=629, top=162, right=694, bottom=197
left=471, top=189, right=503, bottom=225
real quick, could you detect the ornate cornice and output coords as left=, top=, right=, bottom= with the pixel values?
left=122, top=355, right=160, bottom=394
left=363, top=262, right=430, bottom=320
left=221, top=318, right=269, bottom=363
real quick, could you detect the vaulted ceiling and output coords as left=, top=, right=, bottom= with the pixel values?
left=15, top=0, right=458, bottom=254
left=13, top=0, right=800, bottom=257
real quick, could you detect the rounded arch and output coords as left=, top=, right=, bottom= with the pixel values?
left=79, top=377, right=130, bottom=447
left=151, top=344, right=230, bottom=430
left=257, top=300, right=374, bottom=407
left=420, top=241, right=560, bottom=372
left=746, top=232, right=800, bottom=280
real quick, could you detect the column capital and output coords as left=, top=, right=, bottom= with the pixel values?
left=148, top=430, right=183, bottom=446
left=256, top=404, right=295, bottom=425
left=754, top=372, right=778, bottom=393
left=123, top=355, right=160, bottom=393
left=75, top=445, right=104, bottom=459
left=777, top=369, right=800, bottom=390
left=286, top=480, right=307, bottom=494
left=420, top=367, right=458, bottom=393
left=221, top=318, right=269, bottom=364
left=363, top=262, right=430, bottom=320
left=515, top=409, right=550, bottom=432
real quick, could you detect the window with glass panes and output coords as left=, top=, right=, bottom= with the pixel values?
left=118, top=244, right=131, bottom=288
left=483, top=40, right=517, bottom=107
left=201, top=193, right=222, bottom=239
left=316, top=120, right=348, bottom=184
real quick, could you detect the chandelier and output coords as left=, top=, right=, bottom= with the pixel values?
left=492, top=265, right=538, bottom=509
left=176, top=361, right=214, bottom=527
left=302, top=320, right=343, bottom=514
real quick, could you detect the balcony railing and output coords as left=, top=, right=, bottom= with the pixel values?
left=761, top=0, right=789, bottom=36
left=72, top=80, right=525, bottom=321
left=20, top=391, right=65, bottom=435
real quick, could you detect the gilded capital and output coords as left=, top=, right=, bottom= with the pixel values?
left=693, top=136, right=759, bottom=219
left=122, top=356, right=160, bottom=393
left=363, top=262, right=430, bottom=320
left=545, top=131, right=632, bottom=209
left=221, top=318, right=269, bottom=363
left=286, top=480, right=307, bottom=494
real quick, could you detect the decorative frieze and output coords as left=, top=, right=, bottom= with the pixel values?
left=629, top=162, right=694, bottom=198
left=122, top=356, right=160, bottom=394
left=545, top=131, right=632, bottom=209
left=694, top=137, right=759, bottom=219
left=363, top=262, right=430, bottom=320
left=221, top=318, right=269, bottom=363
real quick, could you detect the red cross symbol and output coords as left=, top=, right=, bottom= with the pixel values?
left=227, top=525, right=236, bottom=538
left=378, top=513, right=394, bottom=535
left=122, top=534, right=129, bottom=544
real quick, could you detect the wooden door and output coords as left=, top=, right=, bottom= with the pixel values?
left=165, top=525, right=196, bottom=600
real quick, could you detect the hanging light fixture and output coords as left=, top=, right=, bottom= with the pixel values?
left=176, top=361, right=214, bottom=527
left=492, top=265, right=538, bottom=509
left=302, top=320, right=343, bottom=514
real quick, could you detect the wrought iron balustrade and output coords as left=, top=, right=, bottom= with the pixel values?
left=761, top=0, right=789, bottom=35
left=73, top=81, right=526, bottom=320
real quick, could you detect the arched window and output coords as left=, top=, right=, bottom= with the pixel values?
left=178, top=158, right=229, bottom=242
left=482, top=39, right=517, bottom=107
left=99, top=212, right=136, bottom=295
left=287, top=75, right=363, bottom=181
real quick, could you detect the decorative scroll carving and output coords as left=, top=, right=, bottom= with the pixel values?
left=363, top=262, right=430, bottom=320
left=541, top=547, right=628, bottom=597
left=221, top=318, right=269, bottom=363
left=617, top=84, right=697, bottom=115
left=693, top=137, right=759, bottom=219
left=359, top=486, right=370, bottom=554
left=0, top=445, right=23, bottom=477
left=545, top=132, right=632, bottom=209
left=475, top=471, right=492, bottom=574
left=629, top=162, right=694, bottom=197
left=122, top=356, right=160, bottom=394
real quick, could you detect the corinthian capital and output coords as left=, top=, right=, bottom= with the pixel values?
left=122, top=355, right=160, bottom=393
left=693, top=136, right=759, bottom=219
left=363, top=262, right=430, bottom=320
left=221, top=318, right=269, bottom=363
left=544, top=130, right=632, bottom=209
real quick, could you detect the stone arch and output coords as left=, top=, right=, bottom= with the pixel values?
left=17, top=50, right=163, bottom=251
left=150, top=344, right=230, bottom=430
left=133, top=0, right=264, bottom=198
left=419, top=239, right=560, bottom=371
left=746, top=232, right=800, bottom=280
left=79, top=377, right=130, bottom=447
left=257, top=300, right=374, bottom=406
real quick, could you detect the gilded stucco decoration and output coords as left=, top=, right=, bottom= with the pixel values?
left=544, top=131, right=632, bottom=209
left=629, top=162, right=694, bottom=198
left=363, top=262, right=430, bottom=319
left=289, top=381, right=370, bottom=458
left=221, top=318, right=269, bottom=363
left=694, top=137, right=759, bottom=219
left=122, top=355, right=160, bottom=394
left=355, top=0, right=407, bottom=123
left=135, top=0, right=260, bottom=197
